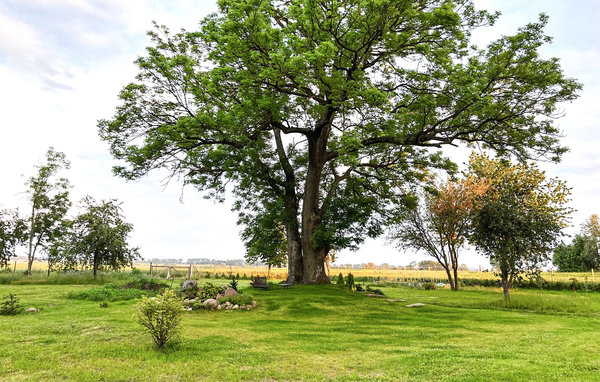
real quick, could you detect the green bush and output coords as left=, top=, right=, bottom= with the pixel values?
left=336, top=273, right=344, bottom=285
left=0, top=293, right=21, bottom=315
left=355, top=283, right=365, bottom=292
left=199, top=282, right=226, bottom=300
left=346, top=273, right=355, bottom=290
left=228, top=277, right=239, bottom=291
left=136, top=289, right=183, bottom=350
left=218, top=294, right=254, bottom=306
left=68, top=285, right=151, bottom=302
left=423, top=282, right=437, bottom=290
left=366, top=286, right=385, bottom=296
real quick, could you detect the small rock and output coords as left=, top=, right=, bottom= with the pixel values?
left=226, top=305, right=232, bottom=310
left=366, top=293, right=385, bottom=298
left=27, top=307, right=38, bottom=312
left=217, top=305, right=222, bottom=310
left=183, top=299, right=191, bottom=306
left=385, top=299, right=406, bottom=302
left=406, top=303, right=425, bottom=308
left=224, top=287, right=238, bottom=297
left=224, top=301, right=231, bottom=307
left=203, top=299, right=219, bottom=310
left=232, top=304, right=239, bottom=310
left=216, top=293, right=224, bottom=301
left=186, top=307, right=192, bottom=311
left=251, top=301, right=257, bottom=308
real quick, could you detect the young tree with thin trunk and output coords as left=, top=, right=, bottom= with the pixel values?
left=99, top=1, right=579, bottom=284
left=24, top=148, right=71, bottom=275
left=390, top=178, right=483, bottom=290
left=468, top=153, right=572, bottom=301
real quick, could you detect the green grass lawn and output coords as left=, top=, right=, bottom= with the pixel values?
left=1, top=281, right=599, bottom=381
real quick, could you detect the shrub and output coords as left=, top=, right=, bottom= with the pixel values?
left=355, top=283, right=365, bottom=292
left=136, top=289, right=183, bottom=350
left=99, top=301, right=109, bottom=308
left=68, top=285, right=151, bottom=302
left=199, top=282, right=226, bottom=301
left=345, top=273, right=355, bottom=290
left=228, top=277, right=239, bottom=292
left=366, top=286, right=385, bottom=296
left=0, top=293, right=21, bottom=315
left=336, top=273, right=344, bottom=285
left=219, top=294, right=254, bottom=306
left=423, top=282, right=437, bottom=290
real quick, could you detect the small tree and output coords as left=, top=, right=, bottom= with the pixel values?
left=24, top=148, right=71, bottom=275
left=390, top=179, right=484, bottom=290
left=0, top=210, right=27, bottom=269
left=68, top=197, right=140, bottom=279
left=468, top=154, right=572, bottom=301
left=136, top=289, right=183, bottom=350
left=241, top=204, right=287, bottom=277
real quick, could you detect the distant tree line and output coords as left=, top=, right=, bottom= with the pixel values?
left=0, top=148, right=139, bottom=278
left=553, top=215, right=600, bottom=272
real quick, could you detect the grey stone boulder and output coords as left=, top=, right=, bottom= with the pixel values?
left=224, top=287, right=238, bottom=297
left=27, top=307, right=38, bottom=312
left=251, top=301, right=257, bottom=308
left=216, top=293, right=224, bottom=301
left=203, top=299, right=219, bottom=310
left=406, top=303, right=425, bottom=308
left=232, top=304, right=239, bottom=310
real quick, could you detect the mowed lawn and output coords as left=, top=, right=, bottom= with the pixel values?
left=1, top=282, right=599, bottom=381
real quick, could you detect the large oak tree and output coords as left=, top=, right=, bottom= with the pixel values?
left=99, top=0, right=579, bottom=284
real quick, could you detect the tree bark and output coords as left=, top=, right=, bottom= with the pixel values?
left=300, top=118, right=333, bottom=284
left=501, top=272, right=510, bottom=302
left=93, top=252, right=99, bottom=280
left=274, top=128, right=303, bottom=282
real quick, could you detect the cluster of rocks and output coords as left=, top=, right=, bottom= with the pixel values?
left=181, top=283, right=256, bottom=312
left=200, top=299, right=257, bottom=311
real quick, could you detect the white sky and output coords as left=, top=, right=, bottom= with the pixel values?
left=0, top=0, right=598, bottom=268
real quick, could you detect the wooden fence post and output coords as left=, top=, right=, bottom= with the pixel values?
left=592, top=269, right=595, bottom=283
left=188, top=264, right=192, bottom=280
left=14, top=261, right=17, bottom=272
left=149, top=262, right=153, bottom=276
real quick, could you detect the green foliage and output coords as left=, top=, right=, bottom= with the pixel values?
left=199, top=282, right=226, bottom=301
left=99, top=0, right=580, bottom=285
left=68, top=285, right=151, bottom=302
left=99, top=301, right=109, bottom=308
left=336, top=273, right=344, bottom=285
left=355, top=283, right=365, bottom=292
left=228, top=277, right=239, bottom=292
left=468, top=153, right=572, bottom=300
left=366, top=286, right=385, bottom=296
left=218, top=294, right=254, bottom=306
left=423, top=282, right=437, bottom=290
left=24, top=148, right=72, bottom=275
left=553, top=215, right=600, bottom=271
left=135, top=289, right=183, bottom=350
left=0, top=293, right=21, bottom=315
left=0, top=210, right=27, bottom=269
left=62, top=197, right=140, bottom=279
left=345, top=273, right=355, bottom=290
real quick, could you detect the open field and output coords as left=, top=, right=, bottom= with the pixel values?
left=1, top=278, right=600, bottom=381
left=11, top=260, right=598, bottom=283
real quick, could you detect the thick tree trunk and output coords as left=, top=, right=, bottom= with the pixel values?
left=501, top=273, right=510, bottom=302
left=285, top=223, right=303, bottom=282
left=274, top=128, right=303, bottom=282
left=300, top=148, right=330, bottom=284
left=300, top=108, right=336, bottom=284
